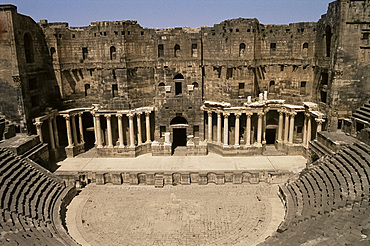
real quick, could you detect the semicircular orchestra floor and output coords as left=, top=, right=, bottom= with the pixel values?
left=67, top=183, right=284, bottom=246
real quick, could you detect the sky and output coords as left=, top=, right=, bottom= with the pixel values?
left=2, top=0, right=334, bottom=28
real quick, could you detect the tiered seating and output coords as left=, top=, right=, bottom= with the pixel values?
left=353, top=100, right=370, bottom=125
left=0, top=148, right=78, bottom=245
left=262, top=142, right=370, bottom=245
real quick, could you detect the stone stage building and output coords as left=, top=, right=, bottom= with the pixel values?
left=0, top=0, right=369, bottom=158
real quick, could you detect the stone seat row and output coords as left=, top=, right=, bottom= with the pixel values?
left=0, top=148, right=78, bottom=245
left=0, top=149, right=65, bottom=222
left=0, top=209, right=64, bottom=246
left=261, top=199, right=369, bottom=245
left=278, top=142, right=370, bottom=232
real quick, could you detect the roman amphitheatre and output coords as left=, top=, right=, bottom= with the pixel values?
left=0, top=0, right=369, bottom=245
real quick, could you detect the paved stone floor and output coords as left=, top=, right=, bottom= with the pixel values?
left=66, top=183, right=284, bottom=246
left=56, top=153, right=306, bottom=173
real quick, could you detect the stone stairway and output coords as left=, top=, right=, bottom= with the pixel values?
left=352, top=100, right=370, bottom=125
left=172, top=146, right=187, bottom=156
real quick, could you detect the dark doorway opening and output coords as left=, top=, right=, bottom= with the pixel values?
left=175, top=82, right=182, bottom=95
left=266, top=129, right=276, bottom=144
left=173, top=128, right=186, bottom=149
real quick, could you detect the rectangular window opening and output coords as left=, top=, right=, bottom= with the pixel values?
left=193, top=125, right=199, bottom=138
left=82, top=47, right=88, bottom=60
left=175, top=82, right=182, bottom=95
left=270, top=43, right=276, bottom=51
left=112, top=84, right=118, bottom=97
left=320, top=91, right=327, bottom=103
left=226, top=68, right=233, bottom=79
left=160, top=126, right=166, bottom=138
left=158, top=44, right=164, bottom=57
left=191, top=43, right=198, bottom=57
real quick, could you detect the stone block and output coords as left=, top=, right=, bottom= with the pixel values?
left=96, top=173, right=104, bottom=185
left=172, top=173, right=181, bottom=185
left=111, top=173, right=122, bottom=185
left=199, top=173, right=208, bottom=185
left=249, top=172, right=260, bottom=184
left=130, top=173, right=138, bottom=185
left=216, top=174, right=225, bottom=185
left=154, top=174, right=164, bottom=188
left=121, top=172, right=130, bottom=184
left=233, top=172, right=243, bottom=184
left=146, top=173, right=155, bottom=185
left=190, top=173, right=199, bottom=183
left=207, top=173, right=217, bottom=183
left=163, top=173, right=173, bottom=185
left=180, top=173, right=190, bottom=185
left=224, top=172, right=233, bottom=183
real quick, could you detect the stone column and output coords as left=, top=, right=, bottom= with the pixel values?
left=288, top=112, right=296, bottom=144
left=92, top=113, right=97, bottom=145
left=284, top=112, right=289, bottom=143
left=137, top=113, right=142, bottom=145
left=71, top=115, right=78, bottom=145
left=302, top=114, right=308, bottom=146
left=217, top=112, right=222, bottom=144
left=78, top=113, right=85, bottom=144
left=306, top=115, right=312, bottom=146
left=208, top=111, right=213, bottom=142
left=128, top=113, right=135, bottom=147
left=235, top=113, right=241, bottom=146
left=47, top=118, right=56, bottom=150
left=316, top=118, right=325, bottom=137
left=223, top=113, right=229, bottom=146
left=35, top=121, right=43, bottom=143
left=145, top=112, right=151, bottom=143
left=95, top=115, right=103, bottom=148
left=52, top=117, right=60, bottom=148
left=105, top=114, right=113, bottom=147
left=257, top=112, right=264, bottom=146
left=117, top=114, right=124, bottom=147
left=262, top=110, right=267, bottom=144
left=278, top=110, right=284, bottom=141
left=64, top=115, right=73, bottom=147
left=246, top=113, right=252, bottom=146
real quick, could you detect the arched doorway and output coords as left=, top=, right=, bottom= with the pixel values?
left=170, top=116, right=188, bottom=149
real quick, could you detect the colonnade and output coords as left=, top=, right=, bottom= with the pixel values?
left=207, top=111, right=265, bottom=147
left=93, top=111, right=152, bottom=148
left=34, top=114, right=60, bottom=151
left=63, top=113, right=85, bottom=148
left=206, top=109, right=325, bottom=147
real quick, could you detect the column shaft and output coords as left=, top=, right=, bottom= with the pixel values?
left=65, top=116, right=73, bottom=147
left=246, top=114, right=252, bottom=146
left=117, top=115, right=124, bottom=147
left=93, top=113, right=97, bottom=145
left=302, top=115, right=307, bottom=146
left=48, top=118, right=56, bottom=149
left=306, top=117, right=312, bottom=146
left=278, top=112, right=283, bottom=141
left=235, top=114, right=240, bottom=146
left=129, top=114, right=135, bottom=147
left=78, top=113, right=85, bottom=144
left=96, top=115, right=103, bottom=147
left=217, top=113, right=222, bottom=144
left=71, top=115, right=78, bottom=145
left=208, top=112, right=212, bottom=142
left=137, top=113, right=142, bottom=145
left=106, top=114, right=113, bottom=147
left=284, top=113, right=289, bottom=143
left=145, top=112, right=151, bottom=143
left=288, top=113, right=296, bottom=144
left=223, top=114, right=229, bottom=146
left=52, top=117, right=60, bottom=148
left=257, top=113, right=263, bottom=145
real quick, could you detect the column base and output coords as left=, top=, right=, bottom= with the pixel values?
left=65, top=143, right=85, bottom=158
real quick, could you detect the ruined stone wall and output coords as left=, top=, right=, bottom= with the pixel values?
left=0, top=5, right=59, bottom=133
left=314, top=0, right=370, bottom=130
